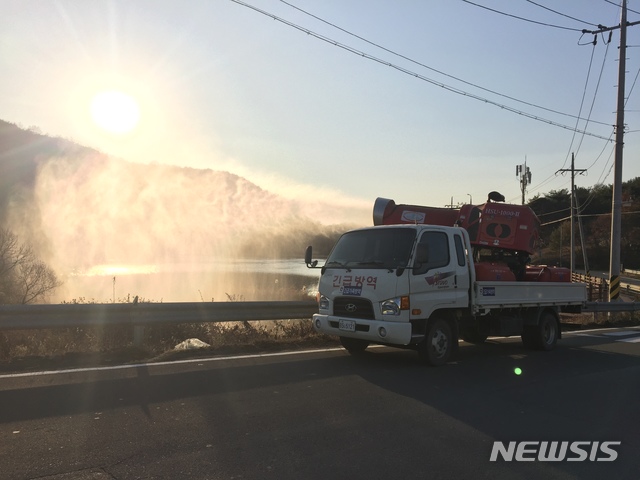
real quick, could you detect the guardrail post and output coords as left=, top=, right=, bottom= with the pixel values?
left=129, top=302, right=144, bottom=348
left=133, top=326, right=145, bottom=348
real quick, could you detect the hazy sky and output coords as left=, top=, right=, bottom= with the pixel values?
left=2, top=0, right=639, bottom=214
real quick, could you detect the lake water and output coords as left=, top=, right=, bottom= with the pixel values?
left=58, top=259, right=322, bottom=303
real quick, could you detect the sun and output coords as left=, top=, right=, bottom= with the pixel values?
left=90, top=90, right=140, bottom=135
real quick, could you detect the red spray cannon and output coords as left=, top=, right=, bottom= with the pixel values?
left=373, top=197, right=540, bottom=255
left=373, top=196, right=554, bottom=282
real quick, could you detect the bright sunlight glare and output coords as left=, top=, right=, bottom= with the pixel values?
left=90, top=90, right=140, bottom=135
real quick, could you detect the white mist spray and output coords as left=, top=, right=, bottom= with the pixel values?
left=18, top=154, right=368, bottom=302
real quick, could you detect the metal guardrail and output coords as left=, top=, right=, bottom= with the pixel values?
left=0, top=298, right=638, bottom=332
left=0, top=301, right=319, bottom=330
left=571, top=272, right=640, bottom=301
left=623, top=283, right=640, bottom=298
left=571, top=273, right=608, bottom=301
left=583, top=301, right=640, bottom=312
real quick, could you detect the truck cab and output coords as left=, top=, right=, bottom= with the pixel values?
left=310, top=224, right=473, bottom=364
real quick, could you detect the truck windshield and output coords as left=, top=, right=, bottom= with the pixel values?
left=325, top=228, right=416, bottom=270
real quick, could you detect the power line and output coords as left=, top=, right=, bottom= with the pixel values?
left=276, top=0, right=623, bottom=208
left=540, top=215, right=570, bottom=226
left=586, top=61, right=636, bottom=179
left=521, top=31, right=614, bottom=200
left=536, top=207, right=571, bottom=217
left=230, top=0, right=615, bottom=140
left=278, top=0, right=612, bottom=128
left=540, top=210, right=640, bottom=227
left=558, top=32, right=612, bottom=174
left=524, top=0, right=601, bottom=26
left=559, top=43, right=598, bottom=171
left=571, top=38, right=612, bottom=159
left=233, top=0, right=630, bottom=211
left=461, top=0, right=585, bottom=31
left=602, top=0, right=640, bottom=17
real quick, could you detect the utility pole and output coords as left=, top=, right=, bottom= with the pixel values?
left=581, top=1, right=638, bottom=300
left=556, top=153, right=586, bottom=274
left=516, top=160, right=531, bottom=205
left=576, top=185, right=590, bottom=276
left=610, top=0, right=627, bottom=300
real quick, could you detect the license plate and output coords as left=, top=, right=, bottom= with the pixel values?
left=339, top=319, right=356, bottom=332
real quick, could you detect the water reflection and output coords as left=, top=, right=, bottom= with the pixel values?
left=61, top=259, right=321, bottom=303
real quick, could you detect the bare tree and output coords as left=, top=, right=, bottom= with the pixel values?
left=0, top=228, right=61, bottom=304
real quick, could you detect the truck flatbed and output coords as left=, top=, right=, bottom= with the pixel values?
left=473, top=281, right=587, bottom=311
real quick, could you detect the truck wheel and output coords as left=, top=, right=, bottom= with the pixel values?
left=340, top=336, right=369, bottom=354
left=537, top=312, right=559, bottom=351
left=418, top=319, right=453, bottom=366
left=521, top=311, right=559, bottom=351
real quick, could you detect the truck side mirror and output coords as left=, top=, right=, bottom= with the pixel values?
left=305, top=245, right=318, bottom=268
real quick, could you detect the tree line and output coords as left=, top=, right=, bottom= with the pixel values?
left=529, top=176, right=640, bottom=270
left=0, top=229, right=60, bottom=304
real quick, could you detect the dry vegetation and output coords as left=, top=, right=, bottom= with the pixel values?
left=0, top=318, right=340, bottom=374
left=1, top=308, right=638, bottom=374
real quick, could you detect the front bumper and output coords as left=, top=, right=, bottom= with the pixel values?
left=312, top=314, right=412, bottom=346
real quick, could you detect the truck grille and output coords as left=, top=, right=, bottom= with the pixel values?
left=333, top=297, right=375, bottom=319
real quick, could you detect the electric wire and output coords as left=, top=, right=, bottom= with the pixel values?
left=537, top=20, right=610, bottom=198
left=559, top=42, right=598, bottom=171
left=278, top=0, right=612, bottom=128
left=536, top=206, right=572, bottom=217
left=229, top=0, right=614, bottom=141
left=277, top=0, right=630, bottom=192
left=540, top=209, right=640, bottom=227
left=571, top=36, right=612, bottom=160
left=576, top=42, right=637, bottom=211
left=517, top=37, right=612, bottom=207
left=461, top=0, right=586, bottom=31
left=234, top=0, right=633, bottom=212
left=470, top=0, right=638, bottom=197
left=541, top=216, right=571, bottom=226
left=626, top=63, right=640, bottom=110
left=542, top=33, right=611, bottom=211
left=524, top=0, right=601, bottom=27
left=603, top=0, right=640, bottom=17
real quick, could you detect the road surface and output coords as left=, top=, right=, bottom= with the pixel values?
left=1, top=327, right=639, bottom=480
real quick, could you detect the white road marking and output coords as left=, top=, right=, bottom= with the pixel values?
left=601, top=331, right=640, bottom=337
left=568, top=328, right=640, bottom=343
left=0, top=347, right=345, bottom=379
left=618, top=336, right=640, bottom=343
left=564, top=326, right=640, bottom=335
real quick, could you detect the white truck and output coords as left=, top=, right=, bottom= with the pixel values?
left=305, top=197, right=587, bottom=366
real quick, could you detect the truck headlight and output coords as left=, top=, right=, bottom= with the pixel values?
left=381, top=298, right=400, bottom=316
left=319, top=295, right=330, bottom=311
left=380, top=296, right=409, bottom=316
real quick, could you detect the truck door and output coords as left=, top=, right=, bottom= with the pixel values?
left=409, top=229, right=470, bottom=319
left=452, top=232, right=470, bottom=301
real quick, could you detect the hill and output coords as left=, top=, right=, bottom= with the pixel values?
left=0, top=120, right=357, bottom=275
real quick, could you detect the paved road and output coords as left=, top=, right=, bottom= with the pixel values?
left=1, top=328, right=640, bottom=480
